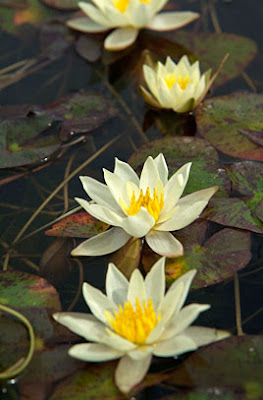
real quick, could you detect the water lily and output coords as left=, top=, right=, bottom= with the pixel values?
left=141, top=55, right=211, bottom=113
left=53, top=258, right=230, bottom=393
left=71, top=153, right=217, bottom=258
left=67, top=1, right=199, bottom=51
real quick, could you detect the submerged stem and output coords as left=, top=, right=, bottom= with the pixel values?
left=234, top=272, right=244, bottom=336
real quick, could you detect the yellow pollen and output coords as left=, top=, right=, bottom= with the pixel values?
left=165, top=73, right=190, bottom=90
left=105, top=298, right=161, bottom=344
left=120, top=187, right=164, bottom=221
left=113, top=0, right=150, bottom=13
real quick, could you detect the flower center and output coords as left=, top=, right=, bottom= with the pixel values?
left=120, top=187, right=164, bottom=221
left=105, top=298, right=161, bottom=344
left=165, top=73, right=190, bottom=90
left=113, top=0, right=150, bottom=13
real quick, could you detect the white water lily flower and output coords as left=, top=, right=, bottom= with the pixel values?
left=141, top=55, right=211, bottom=113
left=67, top=1, right=199, bottom=51
left=53, top=258, right=230, bottom=393
left=71, top=153, right=217, bottom=258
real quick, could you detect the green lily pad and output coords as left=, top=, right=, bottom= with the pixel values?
left=196, top=93, right=263, bottom=161
left=226, top=161, right=263, bottom=227
left=163, top=387, right=239, bottom=400
left=165, top=335, right=263, bottom=396
left=142, top=221, right=251, bottom=289
left=129, top=137, right=231, bottom=197
left=45, top=212, right=109, bottom=238
left=203, top=197, right=263, bottom=233
left=0, top=113, right=61, bottom=168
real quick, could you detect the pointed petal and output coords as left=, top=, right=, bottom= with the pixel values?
left=154, top=154, right=168, bottom=186
left=153, top=334, right=197, bottom=357
left=53, top=312, right=107, bottom=342
left=139, top=86, right=162, bottom=108
left=67, top=17, right=109, bottom=32
left=69, top=343, right=123, bottom=361
left=82, top=281, right=117, bottom=324
left=106, top=263, right=129, bottom=305
left=145, top=230, right=183, bottom=257
left=144, top=257, right=165, bottom=309
left=115, top=354, right=152, bottom=393
left=103, top=329, right=136, bottom=352
left=147, top=11, right=199, bottom=31
left=78, top=3, right=111, bottom=27
left=184, top=326, right=231, bottom=346
left=121, top=207, right=155, bottom=237
left=104, top=28, right=139, bottom=51
left=114, top=158, right=139, bottom=185
left=127, top=269, right=146, bottom=307
left=103, top=168, right=128, bottom=206
left=79, top=176, right=120, bottom=212
left=75, top=197, right=123, bottom=225
left=140, top=156, right=160, bottom=193
left=161, top=304, right=210, bottom=340
left=128, top=345, right=153, bottom=360
left=158, top=282, right=184, bottom=326
left=156, top=186, right=218, bottom=231
left=71, top=227, right=131, bottom=257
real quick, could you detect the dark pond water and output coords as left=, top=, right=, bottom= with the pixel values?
left=0, top=0, right=263, bottom=399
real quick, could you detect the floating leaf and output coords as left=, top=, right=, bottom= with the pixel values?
left=45, top=212, right=109, bottom=238
left=203, top=197, right=263, bottom=233
left=165, top=336, right=263, bottom=396
left=40, top=20, right=74, bottom=60
left=0, top=113, right=61, bottom=168
left=41, top=0, right=79, bottom=10
left=109, top=238, right=142, bottom=279
left=196, top=93, right=263, bottom=161
left=142, top=221, right=251, bottom=289
left=75, top=35, right=102, bottom=63
left=129, top=137, right=231, bottom=197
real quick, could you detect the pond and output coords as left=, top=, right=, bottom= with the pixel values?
left=0, top=0, right=263, bottom=399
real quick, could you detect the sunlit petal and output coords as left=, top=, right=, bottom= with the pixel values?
left=67, top=17, right=109, bottom=32
left=145, top=230, right=183, bottom=257
left=115, top=354, right=152, bottom=393
left=147, top=11, right=199, bottom=31
left=153, top=334, right=197, bottom=357
left=184, top=326, right=231, bottom=346
left=104, top=28, right=139, bottom=51
left=106, top=263, right=129, bottom=305
left=69, top=342, right=123, bottom=361
left=144, top=256, right=165, bottom=309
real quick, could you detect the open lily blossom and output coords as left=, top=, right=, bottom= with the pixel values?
left=141, top=55, right=211, bottom=113
left=71, top=153, right=218, bottom=258
left=53, top=258, right=230, bottom=393
left=67, top=1, right=199, bottom=51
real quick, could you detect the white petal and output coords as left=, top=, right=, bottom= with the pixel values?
left=115, top=354, right=152, bottom=393
left=82, top=281, right=117, bottom=324
left=156, top=186, right=218, bottom=231
left=113, top=158, right=140, bottom=185
left=161, top=304, right=210, bottom=340
left=147, top=11, right=199, bottom=31
left=78, top=3, right=111, bottom=27
left=146, top=318, right=166, bottom=344
left=139, top=156, right=160, bottom=194
left=162, top=269, right=196, bottom=315
left=75, top=197, right=123, bottom=225
left=53, top=312, right=107, bottom=342
left=127, top=269, right=146, bottom=307
left=103, top=329, right=137, bottom=352
left=121, top=207, right=155, bottom=237
left=106, top=263, right=129, bottom=305
left=104, top=28, right=139, bottom=51
left=145, top=230, right=183, bottom=257
left=153, top=334, right=197, bottom=357
left=143, top=65, right=158, bottom=101
left=69, top=343, right=123, bottom=362
left=129, top=2, right=153, bottom=28
left=67, top=17, right=109, bottom=33
left=158, top=282, right=184, bottom=326
left=103, top=169, right=128, bottom=206
left=71, top=227, right=131, bottom=257
left=144, top=257, right=165, bottom=310
left=79, top=176, right=121, bottom=212
left=128, top=346, right=153, bottom=360
left=184, top=326, right=231, bottom=346
left=154, top=153, right=168, bottom=186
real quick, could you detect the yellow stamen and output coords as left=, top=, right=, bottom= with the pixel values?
left=113, top=0, right=150, bottom=13
left=165, top=73, right=190, bottom=90
left=120, top=186, right=164, bottom=221
left=105, top=298, right=161, bottom=344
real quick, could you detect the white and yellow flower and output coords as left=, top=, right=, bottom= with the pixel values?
left=71, top=153, right=217, bottom=258
left=53, top=258, right=230, bottom=393
left=67, top=1, right=199, bottom=51
left=141, top=55, right=211, bottom=113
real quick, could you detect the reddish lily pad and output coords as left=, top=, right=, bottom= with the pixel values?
left=196, top=93, right=263, bottom=161
left=165, top=335, right=263, bottom=396
left=45, top=212, right=109, bottom=238
left=129, top=137, right=231, bottom=197
left=142, top=221, right=251, bottom=289
left=0, top=113, right=61, bottom=168
left=110, top=238, right=142, bottom=279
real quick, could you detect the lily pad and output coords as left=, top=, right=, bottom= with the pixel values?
left=196, top=93, right=263, bottom=161
left=41, top=0, right=79, bottom=10
left=0, top=113, right=61, bottom=168
left=165, top=335, right=263, bottom=397
left=45, top=212, right=109, bottom=238
left=40, top=20, right=74, bottom=60
left=142, top=221, right=251, bottom=289
left=129, top=137, right=231, bottom=197
left=109, top=238, right=142, bottom=279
